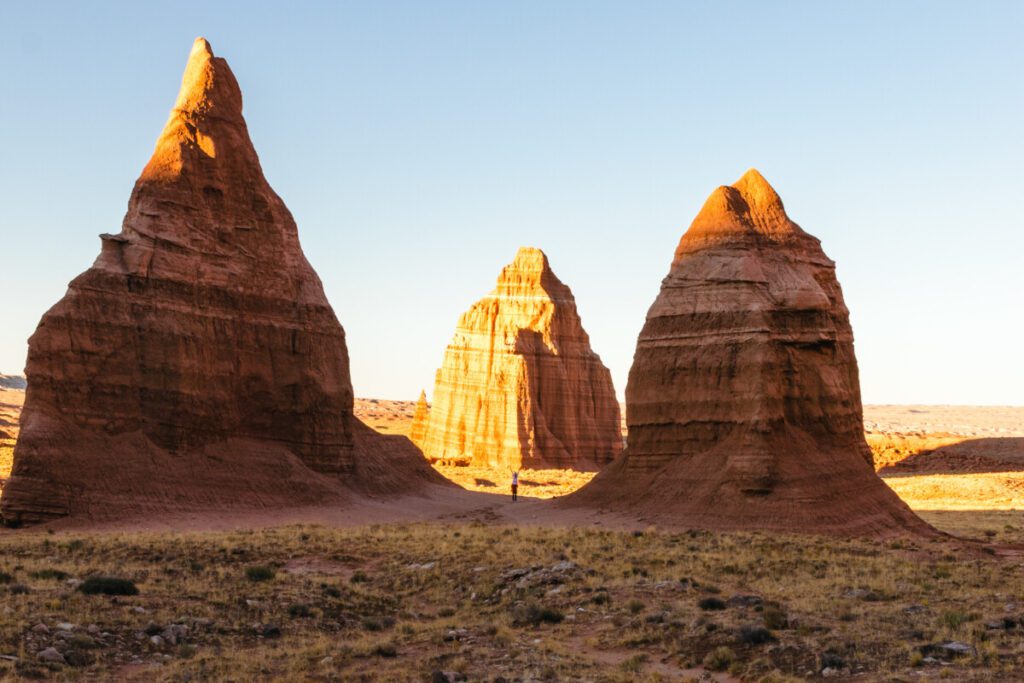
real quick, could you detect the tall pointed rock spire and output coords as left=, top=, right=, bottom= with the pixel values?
left=571, top=171, right=934, bottom=537
left=0, top=39, right=357, bottom=524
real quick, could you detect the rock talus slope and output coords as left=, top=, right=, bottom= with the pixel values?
left=419, top=248, right=622, bottom=471
left=572, top=170, right=933, bottom=537
left=0, top=39, right=440, bottom=525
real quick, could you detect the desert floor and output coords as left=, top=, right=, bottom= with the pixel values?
left=1, top=392, right=1024, bottom=680
left=359, top=397, right=1024, bottom=516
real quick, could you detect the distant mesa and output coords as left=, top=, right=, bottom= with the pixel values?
left=0, top=375, right=26, bottom=391
left=416, top=247, right=622, bottom=471
left=570, top=170, right=934, bottom=537
left=0, top=38, right=441, bottom=525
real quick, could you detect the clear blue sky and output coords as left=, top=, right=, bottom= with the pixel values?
left=1, top=1, right=1021, bottom=405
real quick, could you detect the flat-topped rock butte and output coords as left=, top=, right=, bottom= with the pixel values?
left=415, top=247, right=622, bottom=471
left=570, top=170, right=935, bottom=537
left=0, top=38, right=440, bottom=525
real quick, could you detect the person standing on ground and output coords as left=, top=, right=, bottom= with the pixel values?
left=511, top=469, right=519, bottom=502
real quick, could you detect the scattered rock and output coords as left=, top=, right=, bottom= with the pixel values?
left=443, top=629, right=469, bottom=642
left=161, top=624, right=188, bottom=645
left=36, top=648, right=65, bottom=665
left=409, top=562, right=436, bottom=571
left=921, top=641, right=976, bottom=660
left=844, top=589, right=882, bottom=602
left=727, top=594, right=764, bottom=608
left=500, top=561, right=581, bottom=590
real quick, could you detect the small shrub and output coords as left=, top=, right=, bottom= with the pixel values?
left=591, top=592, right=610, bottom=605
left=78, top=576, right=139, bottom=596
left=30, top=568, right=69, bottom=581
left=627, top=599, right=645, bottom=615
left=322, top=585, right=341, bottom=598
left=245, top=566, right=275, bottom=583
left=0, top=571, right=13, bottom=584
left=362, top=616, right=395, bottom=631
left=511, top=602, right=564, bottom=627
left=739, top=625, right=775, bottom=645
left=8, top=584, right=29, bottom=595
left=371, top=642, right=398, bottom=658
left=699, top=597, right=726, bottom=611
left=703, top=646, right=736, bottom=672
left=763, top=604, right=788, bottom=629
left=68, top=633, right=99, bottom=650
left=288, top=603, right=312, bottom=618
left=820, top=651, right=846, bottom=670
left=621, top=654, right=647, bottom=672
left=350, top=571, right=369, bottom=583
left=437, top=607, right=456, bottom=618
left=941, top=610, right=975, bottom=629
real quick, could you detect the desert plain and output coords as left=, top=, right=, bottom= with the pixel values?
left=3, top=383, right=1024, bottom=681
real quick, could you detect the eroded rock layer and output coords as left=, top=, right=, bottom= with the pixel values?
left=573, top=170, right=932, bottom=537
left=2, top=39, right=361, bottom=524
left=419, top=248, right=621, bottom=470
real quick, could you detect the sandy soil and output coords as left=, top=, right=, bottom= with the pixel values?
left=354, top=397, right=417, bottom=436
left=864, top=404, right=1024, bottom=437
left=358, top=398, right=1024, bottom=513
left=0, top=388, right=21, bottom=479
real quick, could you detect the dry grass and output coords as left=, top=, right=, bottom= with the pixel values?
left=0, top=522, right=1021, bottom=681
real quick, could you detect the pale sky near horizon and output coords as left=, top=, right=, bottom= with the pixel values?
left=0, top=1, right=1021, bottom=406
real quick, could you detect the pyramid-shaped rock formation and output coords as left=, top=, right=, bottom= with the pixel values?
left=572, top=170, right=932, bottom=536
left=0, top=39, right=440, bottom=525
left=418, top=248, right=622, bottom=470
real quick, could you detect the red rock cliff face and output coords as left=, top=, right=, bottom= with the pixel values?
left=572, top=170, right=932, bottom=537
left=418, top=248, right=622, bottom=471
left=0, top=39, right=357, bottom=524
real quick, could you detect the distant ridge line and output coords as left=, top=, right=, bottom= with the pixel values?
left=0, top=375, right=26, bottom=390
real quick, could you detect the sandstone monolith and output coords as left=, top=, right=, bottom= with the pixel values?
left=572, top=170, right=933, bottom=537
left=409, top=390, right=429, bottom=447
left=418, top=248, right=621, bottom=470
left=0, top=38, right=442, bottom=525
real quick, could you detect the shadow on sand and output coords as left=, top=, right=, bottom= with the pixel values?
left=878, top=437, right=1024, bottom=478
